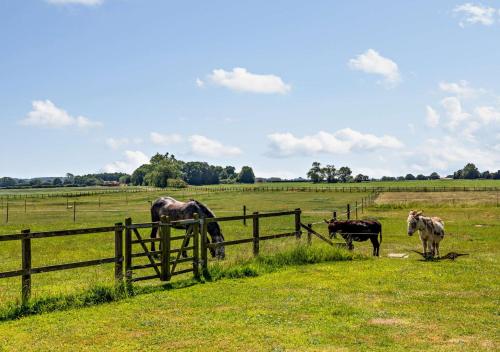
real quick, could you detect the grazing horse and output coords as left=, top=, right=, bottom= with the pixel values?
left=150, top=197, right=225, bottom=259
left=407, top=210, right=444, bottom=258
left=324, top=219, right=382, bottom=256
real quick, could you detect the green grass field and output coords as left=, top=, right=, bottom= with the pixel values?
left=0, top=187, right=498, bottom=351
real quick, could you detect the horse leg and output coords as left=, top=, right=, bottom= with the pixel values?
left=421, top=238, right=427, bottom=257
left=370, top=237, right=379, bottom=256
left=151, top=225, right=158, bottom=253
left=182, top=226, right=192, bottom=258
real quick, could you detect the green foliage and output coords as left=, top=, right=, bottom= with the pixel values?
left=0, top=177, right=17, bottom=187
left=237, top=166, right=255, bottom=184
left=307, top=162, right=324, bottom=183
left=166, top=178, right=187, bottom=188
left=183, top=162, right=220, bottom=185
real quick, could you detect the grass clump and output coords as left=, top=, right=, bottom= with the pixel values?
left=0, top=284, right=132, bottom=322
left=209, top=244, right=361, bottom=280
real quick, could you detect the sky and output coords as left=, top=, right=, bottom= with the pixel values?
left=1, top=0, right=499, bottom=179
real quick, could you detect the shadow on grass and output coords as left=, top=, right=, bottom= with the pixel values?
left=0, top=244, right=361, bottom=322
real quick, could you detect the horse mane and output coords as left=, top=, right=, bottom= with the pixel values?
left=190, top=199, right=216, bottom=219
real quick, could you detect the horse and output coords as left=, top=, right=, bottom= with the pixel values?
left=407, top=210, right=445, bottom=258
left=150, top=197, right=225, bottom=259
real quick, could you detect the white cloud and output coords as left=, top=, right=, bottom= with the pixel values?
left=441, top=96, right=470, bottom=129
left=348, top=49, right=401, bottom=86
left=439, top=80, right=482, bottom=99
left=425, top=105, right=440, bottom=127
left=46, top=0, right=103, bottom=5
left=474, top=106, right=500, bottom=124
left=150, top=132, right=183, bottom=146
left=196, top=78, right=205, bottom=88
left=20, top=100, right=102, bottom=129
left=207, top=67, right=291, bottom=94
left=105, top=137, right=142, bottom=150
left=104, top=150, right=149, bottom=173
left=453, top=3, right=497, bottom=27
left=188, top=135, right=242, bottom=157
left=411, top=136, right=499, bottom=172
left=267, top=128, right=403, bottom=157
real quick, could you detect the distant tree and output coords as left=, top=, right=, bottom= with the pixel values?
left=416, top=174, right=427, bottom=180
left=30, top=178, right=42, bottom=187
left=480, top=171, right=491, bottom=179
left=52, top=178, right=63, bottom=186
left=397, top=176, right=405, bottom=181
left=429, top=172, right=440, bottom=180
left=220, top=166, right=237, bottom=180
left=119, top=175, right=131, bottom=184
left=354, top=174, right=369, bottom=182
left=461, top=163, right=481, bottom=179
left=0, top=177, right=17, bottom=187
left=322, top=165, right=337, bottom=183
left=492, top=170, right=500, bottom=180
left=307, top=162, right=324, bottom=183
left=337, top=166, right=352, bottom=183
left=66, top=173, right=74, bottom=183
left=238, top=166, right=255, bottom=184
left=131, top=164, right=152, bottom=186
left=405, top=174, right=416, bottom=181
left=183, top=162, right=220, bottom=185
left=381, top=176, right=396, bottom=181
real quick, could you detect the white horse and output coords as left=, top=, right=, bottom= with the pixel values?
left=407, top=210, right=445, bottom=258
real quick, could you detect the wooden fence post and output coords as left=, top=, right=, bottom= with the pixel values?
left=243, top=205, right=247, bottom=226
left=295, top=208, right=301, bottom=239
left=347, top=204, right=350, bottom=220
left=201, top=220, right=209, bottom=277
left=24, top=199, right=27, bottom=213
left=5, top=201, right=8, bottom=223
left=252, top=212, right=260, bottom=256
left=307, top=223, right=312, bottom=245
left=355, top=201, right=358, bottom=219
left=361, top=198, right=364, bottom=214
left=21, top=229, right=31, bottom=304
left=124, top=217, right=132, bottom=284
left=98, top=197, right=101, bottom=208
left=192, top=214, right=200, bottom=279
left=160, top=215, right=170, bottom=281
left=114, top=222, right=123, bottom=283
left=73, top=201, right=76, bottom=222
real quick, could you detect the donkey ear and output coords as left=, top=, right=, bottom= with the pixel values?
left=324, top=219, right=330, bottom=224
left=416, top=210, right=423, bottom=216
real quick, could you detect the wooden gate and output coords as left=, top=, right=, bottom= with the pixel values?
left=124, top=215, right=200, bottom=283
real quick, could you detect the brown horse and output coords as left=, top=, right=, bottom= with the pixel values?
left=150, top=197, right=225, bottom=258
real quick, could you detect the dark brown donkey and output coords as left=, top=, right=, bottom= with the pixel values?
left=324, top=219, right=382, bottom=256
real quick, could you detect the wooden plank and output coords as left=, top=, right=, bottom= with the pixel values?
left=125, top=218, right=132, bottom=284
left=160, top=215, right=170, bottom=281
left=130, top=250, right=162, bottom=258
left=171, top=234, right=193, bottom=241
left=130, top=263, right=158, bottom=270
left=259, top=232, right=297, bottom=241
left=132, top=228, right=161, bottom=277
left=170, top=257, right=194, bottom=265
left=26, top=226, right=117, bottom=239
left=170, top=246, right=194, bottom=254
left=0, top=233, right=23, bottom=242
left=30, top=257, right=117, bottom=274
left=207, top=237, right=254, bottom=248
left=294, top=208, right=301, bottom=239
left=114, top=222, right=123, bottom=283
left=300, top=223, right=335, bottom=247
left=0, top=269, right=25, bottom=279
left=21, top=229, right=31, bottom=304
left=126, top=223, right=159, bottom=229
left=171, top=268, right=194, bottom=276
left=192, top=214, right=200, bottom=279
left=253, top=212, right=259, bottom=257
left=131, top=238, right=161, bottom=244
left=130, top=274, right=161, bottom=282
left=201, top=220, right=208, bottom=277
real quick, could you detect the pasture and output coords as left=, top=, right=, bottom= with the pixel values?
left=0, top=186, right=499, bottom=351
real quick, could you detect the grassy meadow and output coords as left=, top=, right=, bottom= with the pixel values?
left=0, top=185, right=499, bottom=351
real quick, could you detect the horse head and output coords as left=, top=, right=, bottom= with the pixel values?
left=207, top=221, right=225, bottom=259
left=407, top=210, right=423, bottom=236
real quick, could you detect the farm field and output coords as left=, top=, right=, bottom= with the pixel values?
left=0, top=189, right=499, bottom=351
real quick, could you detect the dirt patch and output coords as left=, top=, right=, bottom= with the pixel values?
left=375, top=191, right=498, bottom=206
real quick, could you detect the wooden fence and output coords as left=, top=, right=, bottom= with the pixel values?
left=0, top=209, right=317, bottom=303
left=0, top=225, right=124, bottom=304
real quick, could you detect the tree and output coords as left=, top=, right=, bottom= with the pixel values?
left=429, top=172, right=440, bottom=180
left=307, top=162, right=324, bottom=183
left=238, top=166, right=255, bottom=184
left=52, top=178, right=63, bottom=186
left=405, top=174, right=416, bottom=180
left=337, top=166, right=352, bottom=183
left=131, top=164, right=152, bottom=185
left=322, top=165, right=337, bottom=183
left=416, top=174, right=427, bottom=180
left=354, top=174, right=369, bottom=182
left=461, top=163, right=480, bottom=179
left=0, top=177, right=17, bottom=187
left=119, top=175, right=131, bottom=184
left=183, top=162, right=220, bottom=185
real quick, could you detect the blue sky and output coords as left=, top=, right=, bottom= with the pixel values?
left=1, top=0, right=499, bottom=178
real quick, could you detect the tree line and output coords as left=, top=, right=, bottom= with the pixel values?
left=130, top=153, right=255, bottom=187
left=306, top=162, right=500, bottom=183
